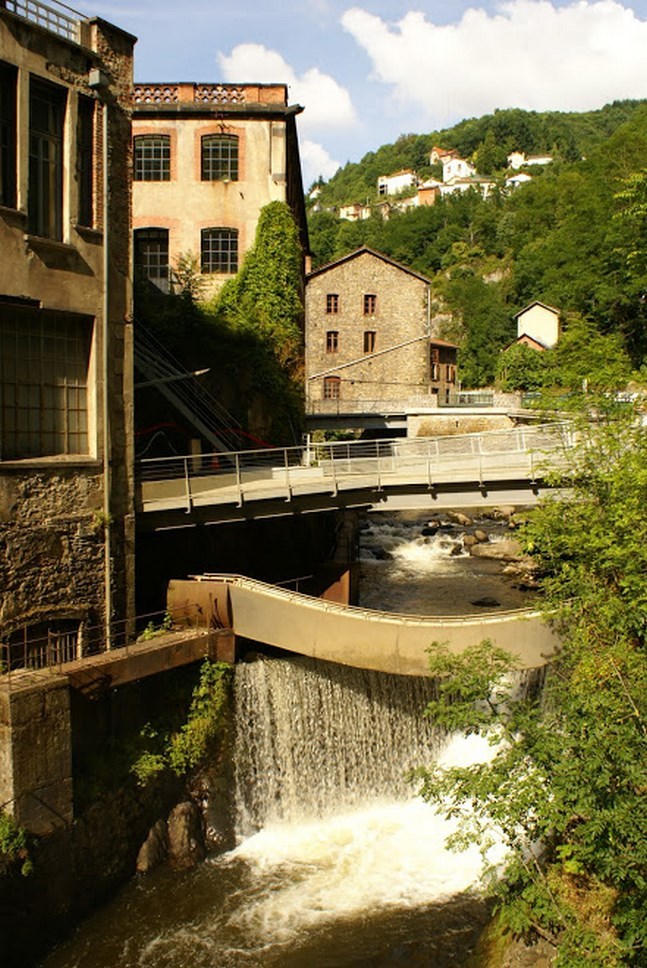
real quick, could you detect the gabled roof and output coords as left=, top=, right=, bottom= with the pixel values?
left=504, top=334, right=549, bottom=352
left=306, top=246, right=432, bottom=284
left=514, top=300, right=561, bottom=319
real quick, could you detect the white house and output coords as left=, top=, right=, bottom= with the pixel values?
left=377, top=169, right=417, bottom=196
left=514, top=301, right=561, bottom=349
left=442, top=156, right=476, bottom=182
left=507, top=151, right=553, bottom=170
left=505, top=172, right=533, bottom=189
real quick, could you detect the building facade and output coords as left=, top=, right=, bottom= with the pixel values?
left=305, top=248, right=458, bottom=413
left=131, top=82, right=308, bottom=298
left=0, top=2, right=136, bottom=669
left=515, top=301, right=561, bottom=349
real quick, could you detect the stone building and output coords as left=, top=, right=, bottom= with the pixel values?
left=0, top=1, right=136, bottom=669
left=305, top=247, right=458, bottom=413
left=131, top=82, right=309, bottom=298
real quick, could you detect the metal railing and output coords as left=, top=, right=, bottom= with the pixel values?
left=4, top=0, right=84, bottom=43
left=0, top=605, right=209, bottom=679
left=138, top=423, right=573, bottom=512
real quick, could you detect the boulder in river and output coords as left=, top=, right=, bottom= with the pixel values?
left=167, top=801, right=206, bottom=870
left=469, top=539, right=523, bottom=561
left=136, top=819, right=168, bottom=874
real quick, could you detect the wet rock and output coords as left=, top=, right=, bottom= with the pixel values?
left=474, top=530, right=489, bottom=543
left=471, top=596, right=501, bottom=608
left=136, top=819, right=168, bottom=874
left=450, top=543, right=464, bottom=556
left=167, top=801, right=206, bottom=869
left=463, top=534, right=478, bottom=549
left=470, top=539, right=523, bottom=561
left=448, top=511, right=473, bottom=527
left=421, top=523, right=439, bottom=536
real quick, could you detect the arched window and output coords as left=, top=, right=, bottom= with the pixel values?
left=201, top=134, right=238, bottom=181
left=133, top=134, right=170, bottom=181
left=201, top=227, right=238, bottom=273
left=134, top=228, right=169, bottom=292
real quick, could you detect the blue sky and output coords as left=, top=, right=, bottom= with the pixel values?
left=93, top=1, right=647, bottom=186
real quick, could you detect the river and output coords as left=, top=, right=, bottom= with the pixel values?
left=43, top=510, right=531, bottom=967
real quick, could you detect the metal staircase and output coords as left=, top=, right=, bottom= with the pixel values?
left=134, top=322, right=246, bottom=453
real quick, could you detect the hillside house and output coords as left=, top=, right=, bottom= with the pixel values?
left=377, top=169, right=417, bottom=197
left=305, top=247, right=458, bottom=413
left=339, top=202, right=372, bottom=221
left=430, top=146, right=459, bottom=165
left=442, top=156, right=476, bottom=182
left=0, top=0, right=136, bottom=835
left=514, top=301, right=561, bottom=349
left=507, top=151, right=553, bottom=169
left=132, top=82, right=309, bottom=298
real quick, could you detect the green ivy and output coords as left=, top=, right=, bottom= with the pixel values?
left=131, top=660, right=232, bottom=786
left=0, top=812, right=32, bottom=877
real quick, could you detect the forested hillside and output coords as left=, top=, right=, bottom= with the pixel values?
left=308, top=102, right=647, bottom=388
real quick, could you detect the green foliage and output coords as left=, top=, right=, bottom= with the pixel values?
left=496, top=342, right=549, bottom=391
left=415, top=414, right=647, bottom=964
left=171, top=252, right=207, bottom=302
left=217, top=201, right=303, bottom=368
left=0, top=812, right=32, bottom=877
left=131, top=660, right=232, bottom=786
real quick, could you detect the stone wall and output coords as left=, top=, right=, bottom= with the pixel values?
left=305, top=250, right=434, bottom=405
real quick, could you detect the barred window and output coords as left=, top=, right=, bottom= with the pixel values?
left=201, top=134, right=238, bottom=181
left=0, top=61, right=17, bottom=209
left=29, top=78, right=66, bottom=239
left=326, top=331, right=339, bottom=353
left=134, top=228, right=169, bottom=292
left=201, top=227, right=238, bottom=274
left=134, top=134, right=170, bottom=181
left=323, top=376, right=341, bottom=400
left=0, top=306, right=92, bottom=460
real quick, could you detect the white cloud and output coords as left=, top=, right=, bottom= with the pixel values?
left=217, top=43, right=356, bottom=131
left=300, top=139, right=342, bottom=185
left=341, top=1, right=647, bottom=121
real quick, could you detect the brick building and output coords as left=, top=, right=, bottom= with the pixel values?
left=305, top=248, right=458, bottom=413
left=131, top=82, right=308, bottom=298
left=0, top=1, right=136, bottom=669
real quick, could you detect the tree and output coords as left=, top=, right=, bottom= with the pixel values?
left=496, top=342, right=548, bottom=391
left=415, top=412, right=647, bottom=966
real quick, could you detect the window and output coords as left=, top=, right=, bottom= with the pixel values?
left=77, top=95, right=94, bottom=227
left=0, top=62, right=17, bottom=208
left=201, top=134, right=239, bottom=181
left=431, top=363, right=440, bottom=381
left=0, top=306, right=92, bottom=460
left=134, top=134, right=170, bottom=181
left=134, top=228, right=169, bottom=292
left=364, top=293, right=377, bottom=315
left=326, top=331, right=339, bottom=353
left=29, top=78, right=66, bottom=240
left=326, top=294, right=339, bottom=314
left=3, top=618, right=82, bottom=671
left=323, top=376, right=341, bottom=400
left=201, top=228, right=238, bottom=274
left=363, top=330, right=376, bottom=354
left=446, top=364, right=455, bottom=383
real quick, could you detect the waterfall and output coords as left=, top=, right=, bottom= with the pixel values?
left=233, top=655, right=442, bottom=835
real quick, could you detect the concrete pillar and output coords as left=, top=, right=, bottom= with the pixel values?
left=0, top=677, right=73, bottom=835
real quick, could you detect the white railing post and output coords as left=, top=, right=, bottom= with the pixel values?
left=235, top=453, right=243, bottom=506
left=183, top=457, right=192, bottom=513
left=427, top=437, right=433, bottom=489
left=284, top=449, right=292, bottom=501
left=330, top=443, right=338, bottom=496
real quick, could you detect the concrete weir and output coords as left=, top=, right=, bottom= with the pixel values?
left=168, top=575, right=560, bottom=676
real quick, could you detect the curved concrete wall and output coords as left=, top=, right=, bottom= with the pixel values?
left=169, top=577, right=558, bottom=673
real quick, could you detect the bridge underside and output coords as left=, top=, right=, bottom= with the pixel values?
left=138, top=478, right=548, bottom=530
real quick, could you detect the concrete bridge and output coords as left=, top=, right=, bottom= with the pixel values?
left=169, top=574, right=559, bottom=674
left=138, top=423, right=573, bottom=527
